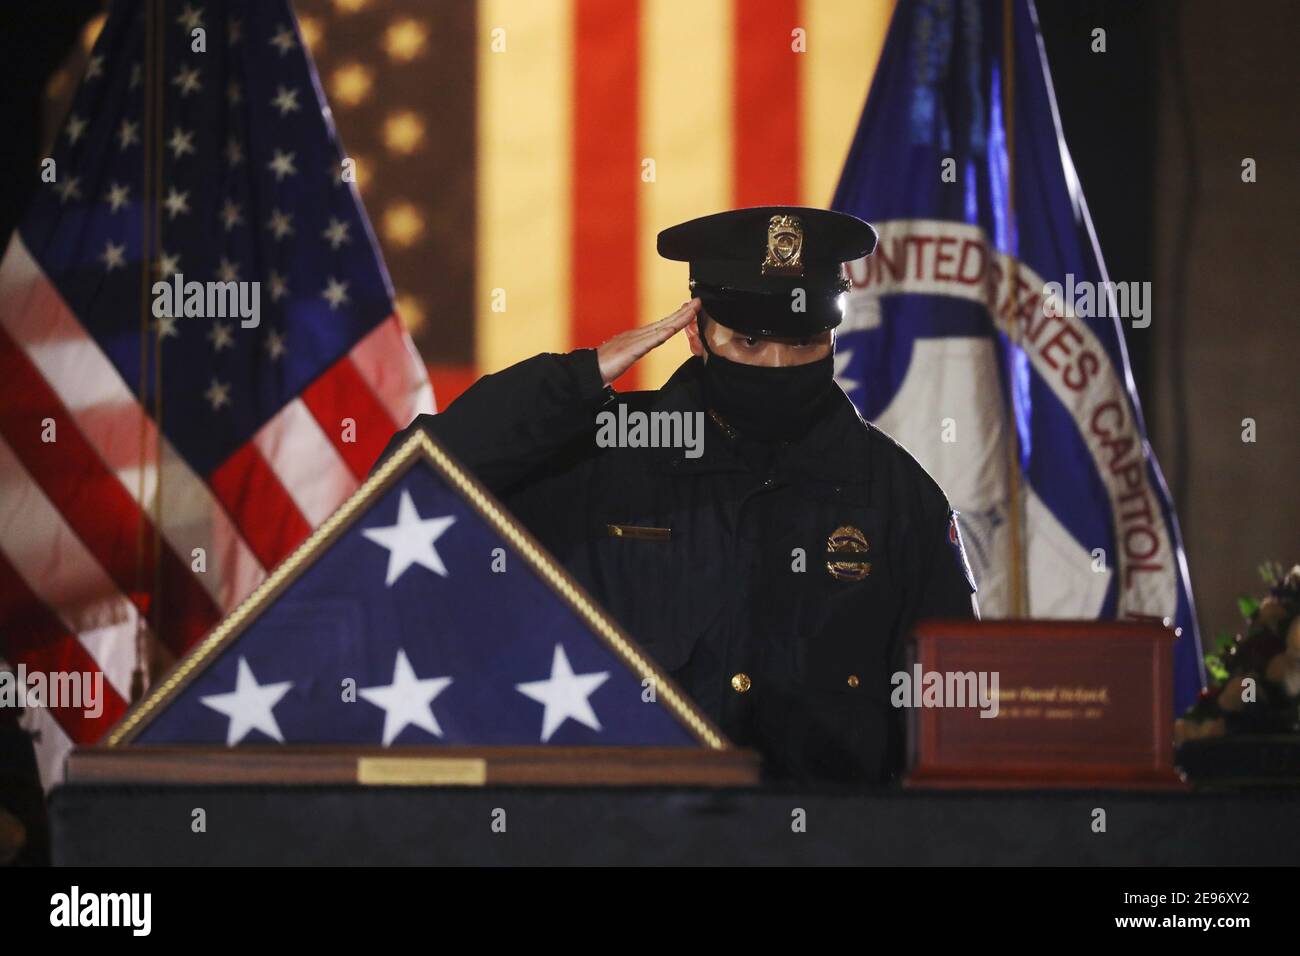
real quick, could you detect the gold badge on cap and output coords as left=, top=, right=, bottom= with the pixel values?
left=762, top=214, right=804, bottom=276
left=826, top=525, right=871, bottom=581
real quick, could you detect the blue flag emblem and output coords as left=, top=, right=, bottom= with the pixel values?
left=832, top=0, right=1203, bottom=710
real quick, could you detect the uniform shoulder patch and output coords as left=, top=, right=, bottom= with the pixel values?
left=947, top=510, right=977, bottom=594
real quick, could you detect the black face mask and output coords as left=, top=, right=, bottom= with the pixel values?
left=698, top=324, right=838, bottom=442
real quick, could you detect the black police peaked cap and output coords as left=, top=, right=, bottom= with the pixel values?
left=656, top=206, right=877, bottom=337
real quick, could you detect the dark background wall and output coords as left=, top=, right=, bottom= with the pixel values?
left=0, top=4, right=102, bottom=246
left=1148, top=0, right=1300, bottom=643
left=1034, top=0, right=1299, bottom=643
left=1036, top=0, right=1159, bottom=405
left=1029, top=0, right=1300, bottom=643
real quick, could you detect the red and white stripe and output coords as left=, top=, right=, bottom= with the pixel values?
left=0, top=233, right=432, bottom=785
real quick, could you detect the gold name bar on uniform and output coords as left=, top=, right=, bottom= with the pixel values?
left=607, top=524, right=671, bottom=541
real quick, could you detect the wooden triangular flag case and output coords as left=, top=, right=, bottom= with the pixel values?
left=70, top=432, right=757, bottom=786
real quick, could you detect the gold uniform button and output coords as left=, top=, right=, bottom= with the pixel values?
left=731, top=673, right=752, bottom=694
left=847, top=674, right=860, bottom=688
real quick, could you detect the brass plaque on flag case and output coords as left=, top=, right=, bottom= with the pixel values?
left=357, top=756, right=487, bottom=786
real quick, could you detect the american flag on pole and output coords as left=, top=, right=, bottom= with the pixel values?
left=0, top=0, right=431, bottom=785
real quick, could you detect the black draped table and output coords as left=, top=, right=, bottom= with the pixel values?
left=49, top=783, right=1300, bottom=865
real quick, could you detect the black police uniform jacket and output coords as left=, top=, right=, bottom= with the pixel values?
left=378, top=348, right=977, bottom=783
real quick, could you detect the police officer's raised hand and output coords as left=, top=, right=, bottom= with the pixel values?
left=596, top=299, right=700, bottom=385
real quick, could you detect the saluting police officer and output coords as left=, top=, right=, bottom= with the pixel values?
left=378, top=206, right=978, bottom=784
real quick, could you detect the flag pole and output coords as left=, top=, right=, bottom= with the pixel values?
left=131, top=2, right=156, bottom=702
left=1001, top=0, right=1028, bottom=617
left=150, top=0, right=166, bottom=687
left=131, top=0, right=166, bottom=702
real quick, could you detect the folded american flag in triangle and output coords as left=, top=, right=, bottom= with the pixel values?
left=110, top=433, right=723, bottom=750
